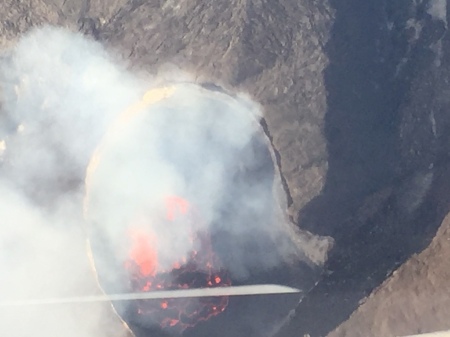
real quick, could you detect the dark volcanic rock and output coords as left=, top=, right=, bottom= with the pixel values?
left=277, top=0, right=450, bottom=336
left=90, top=0, right=333, bottom=220
left=328, top=162, right=450, bottom=336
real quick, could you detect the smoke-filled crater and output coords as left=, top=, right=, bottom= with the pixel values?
left=0, top=28, right=327, bottom=337
left=84, top=83, right=311, bottom=337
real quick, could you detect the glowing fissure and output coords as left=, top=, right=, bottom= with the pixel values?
left=124, top=196, right=231, bottom=332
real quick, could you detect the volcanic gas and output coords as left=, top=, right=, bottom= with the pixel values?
left=83, top=84, right=274, bottom=334
left=0, top=27, right=325, bottom=337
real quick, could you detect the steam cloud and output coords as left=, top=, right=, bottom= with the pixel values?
left=0, top=26, right=320, bottom=335
left=427, top=0, right=447, bottom=23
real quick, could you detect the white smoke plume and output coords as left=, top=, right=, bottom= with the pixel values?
left=0, top=26, right=140, bottom=337
left=427, top=0, right=447, bottom=24
left=0, top=26, right=322, bottom=335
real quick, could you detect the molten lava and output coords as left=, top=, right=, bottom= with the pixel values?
left=127, top=228, right=158, bottom=277
left=124, top=196, right=231, bottom=333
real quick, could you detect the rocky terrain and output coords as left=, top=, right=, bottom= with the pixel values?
left=329, top=199, right=450, bottom=337
left=1, top=0, right=450, bottom=337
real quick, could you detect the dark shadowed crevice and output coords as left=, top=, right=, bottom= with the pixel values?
left=279, top=160, right=450, bottom=337
left=277, top=1, right=450, bottom=336
left=259, top=117, right=294, bottom=212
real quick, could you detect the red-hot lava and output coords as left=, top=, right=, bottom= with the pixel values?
left=124, top=196, right=231, bottom=333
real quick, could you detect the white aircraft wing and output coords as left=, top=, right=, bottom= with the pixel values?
left=0, top=284, right=300, bottom=307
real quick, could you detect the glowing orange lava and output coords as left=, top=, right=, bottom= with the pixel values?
left=127, top=228, right=157, bottom=277
left=124, top=196, right=231, bottom=333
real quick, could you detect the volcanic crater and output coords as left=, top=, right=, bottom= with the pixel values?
left=84, top=83, right=322, bottom=337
